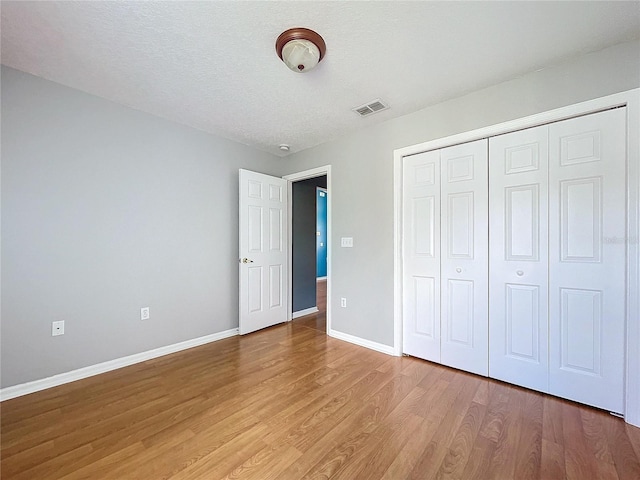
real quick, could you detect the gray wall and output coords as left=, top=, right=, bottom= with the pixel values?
left=1, top=66, right=284, bottom=387
left=2, top=39, right=639, bottom=388
left=292, top=176, right=327, bottom=312
left=283, top=40, right=640, bottom=348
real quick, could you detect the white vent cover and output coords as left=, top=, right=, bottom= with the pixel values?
left=352, top=99, right=389, bottom=117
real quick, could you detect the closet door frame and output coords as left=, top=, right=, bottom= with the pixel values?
left=393, top=88, right=640, bottom=428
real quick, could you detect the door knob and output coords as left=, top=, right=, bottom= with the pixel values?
left=516, top=270, right=524, bottom=276
left=241, top=258, right=254, bottom=264
left=456, top=267, right=462, bottom=273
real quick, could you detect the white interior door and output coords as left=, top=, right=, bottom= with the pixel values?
left=402, top=150, right=441, bottom=362
left=548, top=108, right=626, bottom=412
left=440, top=140, right=489, bottom=376
left=239, top=169, right=288, bottom=335
left=489, top=125, right=550, bottom=392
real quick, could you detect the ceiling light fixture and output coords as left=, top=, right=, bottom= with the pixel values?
left=276, top=28, right=326, bottom=73
left=279, top=144, right=290, bottom=152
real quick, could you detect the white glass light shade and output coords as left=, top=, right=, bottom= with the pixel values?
left=281, top=39, right=321, bottom=73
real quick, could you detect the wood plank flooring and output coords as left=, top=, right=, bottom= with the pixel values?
left=2, top=288, right=639, bottom=479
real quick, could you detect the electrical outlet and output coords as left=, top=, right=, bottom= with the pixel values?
left=140, top=307, right=150, bottom=321
left=52, top=320, right=65, bottom=336
left=341, top=297, right=347, bottom=308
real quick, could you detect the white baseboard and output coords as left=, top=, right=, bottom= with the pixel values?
left=328, top=328, right=396, bottom=356
left=292, top=307, right=319, bottom=319
left=0, top=328, right=238, bottom=402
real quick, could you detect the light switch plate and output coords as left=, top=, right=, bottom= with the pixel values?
left=341, top=237, right=354, bottom=247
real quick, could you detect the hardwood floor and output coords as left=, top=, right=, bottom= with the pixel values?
left=292, top=278, right=326, bottom=333
left=2, top=296, right=639, bottom=479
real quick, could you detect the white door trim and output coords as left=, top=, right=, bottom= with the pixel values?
left=284, top=165, right=332, bottom=334
left=393, top=88, right=640, bottom=427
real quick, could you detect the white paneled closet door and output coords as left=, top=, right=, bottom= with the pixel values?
left=489, top=108, right=626, bottom=412
left=403, top=141, right=489, bottom=375
left=489, top=125, right=550, bottom=392
left=548, top=108, right=626, bottom=413
left=403, top=150, right=441, bottom=363
left=440, top=140, right=489, bottom=376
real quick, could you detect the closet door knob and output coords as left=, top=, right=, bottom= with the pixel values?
left=456, top=267, right=462, bottom=273
left=516, top=270, right=524, bottom=276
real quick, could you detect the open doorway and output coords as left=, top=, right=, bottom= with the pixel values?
left=290, top=176, right=327, bottom=330
left=284, top=166, right=332, bottom=334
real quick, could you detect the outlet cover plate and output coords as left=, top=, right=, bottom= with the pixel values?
left=141, top=307, right=150, bottom=321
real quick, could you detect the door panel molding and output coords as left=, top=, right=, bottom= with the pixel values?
left=402, top=150, right=441, bottom=362
left=548, top=108, right=626, bottom=413
left=489, top=125, right=549, bottom=392
left=440, top=140, right=488, bottom=376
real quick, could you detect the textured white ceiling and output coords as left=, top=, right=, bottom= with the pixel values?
left=2, top=1, right=639, bottom=156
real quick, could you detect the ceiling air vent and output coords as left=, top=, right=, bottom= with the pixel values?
left=352, top=99, right=389, bottom=117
